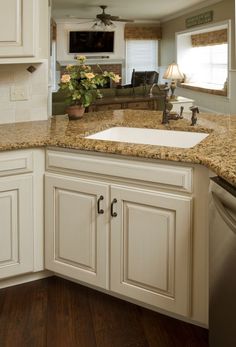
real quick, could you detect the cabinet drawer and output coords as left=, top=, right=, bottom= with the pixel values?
left=0, top=150, right=33, bottom=176
left=47, top=150, right=192, bottom=192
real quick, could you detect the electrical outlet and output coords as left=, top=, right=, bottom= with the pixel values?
left=10, top=86, right=29, bottom=101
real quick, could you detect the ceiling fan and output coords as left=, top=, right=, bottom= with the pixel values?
left=68, top=5, right=134, bottom=29
left=95, top=5, right=134, bottom=26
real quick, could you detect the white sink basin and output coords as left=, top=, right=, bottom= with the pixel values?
left=85, top=127, right=209, bottom=149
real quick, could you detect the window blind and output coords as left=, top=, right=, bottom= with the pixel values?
left=190, top=44, right=228, bottom=87
left=125, top=40, right=158, bottom=83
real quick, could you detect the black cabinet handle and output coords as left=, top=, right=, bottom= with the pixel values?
left=111, top=198, right=117, bottom=217
left=97, top=195, right=104, bottom=214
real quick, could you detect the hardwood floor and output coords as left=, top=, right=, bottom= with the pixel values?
left=0, top=276, right=208, bottom=347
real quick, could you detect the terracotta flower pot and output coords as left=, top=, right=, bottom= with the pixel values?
left=66, top=105, right=85, bottom=120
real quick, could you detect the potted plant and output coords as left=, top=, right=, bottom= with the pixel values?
left=59, top=56, right=121, bottom=120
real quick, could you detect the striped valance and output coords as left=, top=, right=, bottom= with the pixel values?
left=124, top=24, right=162, bottom=40
left=191, top=29, right=227, bottom=47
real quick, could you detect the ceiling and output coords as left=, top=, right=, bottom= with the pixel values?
left=52, top=0, right=221, bottom=21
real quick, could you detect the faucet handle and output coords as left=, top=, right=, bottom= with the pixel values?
left=179, top=106, right=184, bottom=118
left=190, top=106, right=199, bottom=113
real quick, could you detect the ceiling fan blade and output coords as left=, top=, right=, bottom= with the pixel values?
left=94, top=5, right=134, bottom=25
left=115, top=19, right=135, bottom=22
left=109, top=16, right=119, bottom=20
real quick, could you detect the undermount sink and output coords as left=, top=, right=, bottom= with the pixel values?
left=85, top=127, right=209, bottom=149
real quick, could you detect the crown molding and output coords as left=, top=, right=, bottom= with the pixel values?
left=160, top=0, right=223, bottom=23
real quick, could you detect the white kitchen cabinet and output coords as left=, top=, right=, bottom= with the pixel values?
left=110, top=186, right=192, bottom=316
left=45, top=154, right=192, bottom=317
left=0, top=149, right=45, bottom=281
left=0, top=175, right=33, bottom=279
left=45, top=173, right=192, bottom=317
left=0, top=0, right=36, bottom=58
left=45, top=174, right=110, bottom=289
left=45, top=150, right=209, bottom=325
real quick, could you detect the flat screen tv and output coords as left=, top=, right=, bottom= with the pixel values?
left=69, top=31, right=114, bottom=54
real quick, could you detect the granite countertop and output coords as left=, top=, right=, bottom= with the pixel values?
left=0, top=109, right=235, bottom=187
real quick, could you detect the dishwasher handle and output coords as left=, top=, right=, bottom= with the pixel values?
left=212, top=191, right=236, bottom=234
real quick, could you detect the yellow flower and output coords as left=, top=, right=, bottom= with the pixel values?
left=66, top=64, right=73, bottom=70
left=114, top=74, right=121, bottom=83
left=58, top=54, right=120, bottom=108
left=61, top=74, right=71, bottom=83
left=77, top=55, right=86, bottom=62
left=85, top=72, right=95, bottom=80
left=82, top=65, right=91, bottom=70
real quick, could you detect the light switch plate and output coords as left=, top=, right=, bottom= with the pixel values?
left=10, top=86, right=29, bottom=101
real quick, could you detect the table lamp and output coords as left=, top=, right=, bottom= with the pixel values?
left=163, top=63, right=184, bottom=100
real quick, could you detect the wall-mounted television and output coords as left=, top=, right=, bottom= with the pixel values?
left=69, top=31, right=114, bottom=54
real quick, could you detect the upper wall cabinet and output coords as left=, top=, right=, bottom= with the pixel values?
left=0, top=0, right=36, bottom=58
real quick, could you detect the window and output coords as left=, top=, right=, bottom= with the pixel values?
left=126, top=40, right=158, bottom=83
left=183, top=43, right=227, bottom=89
left=177, top=24, right=229, bottom=92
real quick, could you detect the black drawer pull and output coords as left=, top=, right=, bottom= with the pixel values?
left=111, top=198, right=118, bottom=217
left=97, top=195, right=104, bottom=214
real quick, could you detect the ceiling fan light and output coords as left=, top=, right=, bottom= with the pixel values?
left=108, top=21, right=116, bottom=29
left=99, top=21, right=107, bottom=30
left=91, top=20, right=115, bottom=31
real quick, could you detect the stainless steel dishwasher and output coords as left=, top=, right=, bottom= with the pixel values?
left=209, top=177, right=236, bottom=347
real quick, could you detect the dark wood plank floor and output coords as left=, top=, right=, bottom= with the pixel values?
left=0, top=276, right=208, bottom=347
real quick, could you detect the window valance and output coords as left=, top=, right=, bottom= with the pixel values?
left=124, top=24, right=162, bottom=40
left=191, top=29, right=227, bottom=47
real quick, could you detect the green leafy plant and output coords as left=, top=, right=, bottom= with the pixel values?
left=59, top=56, right=121, bottom=108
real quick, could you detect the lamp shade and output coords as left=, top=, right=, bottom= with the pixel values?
left=163, top=63, right=184, bottom=80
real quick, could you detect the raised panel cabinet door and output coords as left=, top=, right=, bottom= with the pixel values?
left=0, top=0, right=36, bottom=57
left=110, top=186, right=192, bottom=317
left=0, top=175, right=33, bottom=279
left=45, top=174, right=109, bottom=289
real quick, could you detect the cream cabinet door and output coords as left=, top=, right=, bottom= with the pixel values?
left=0, top=0, right=36, bottom=57
left=110, top=186, right=192, bottom=317
left=0, top=175, right=33, bottom=279
left=45, top=174, right=109, bottom=289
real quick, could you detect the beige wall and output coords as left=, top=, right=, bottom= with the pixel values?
left=160, top=0, right=235, bottom=69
